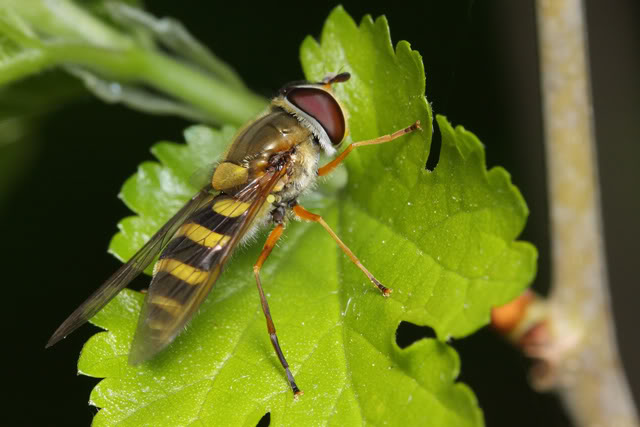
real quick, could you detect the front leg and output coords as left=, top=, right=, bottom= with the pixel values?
left=317, top=121, right=421, bottom=177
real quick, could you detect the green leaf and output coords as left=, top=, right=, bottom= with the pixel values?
left=78, top=7, right=536, bottom=427
left=300, top=9, right=535, bottom=339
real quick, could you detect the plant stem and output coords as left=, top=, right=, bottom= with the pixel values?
left=534, top=0, right=639, bottom=425
left=1, top=0, right=131, bottom=48
left=0, top=36, right=268, bottom=125
left=41, top=43, right=267, bottom=125
left=1, top=1, right=266, bottom=123
left=0, top=50, right=50, bottom=86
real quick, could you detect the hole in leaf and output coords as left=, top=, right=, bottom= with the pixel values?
left=256, top=412, right=270, bottom=427
left=426, top=118, right=442, bottom=171
left=395, top=321, right=436, bottom=349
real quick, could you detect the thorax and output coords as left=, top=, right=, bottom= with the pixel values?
left=216, top=108, right=321, bottom=205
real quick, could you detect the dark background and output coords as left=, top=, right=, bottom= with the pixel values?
left=1, top=1, right=638, bottom=426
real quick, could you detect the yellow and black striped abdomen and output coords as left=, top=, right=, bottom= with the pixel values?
left=128, top=195, right=252, bottom=364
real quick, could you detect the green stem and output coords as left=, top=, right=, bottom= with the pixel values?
left=0, top=3, right=267, bottom=125
left=40, top=43, right=268, bottom=126
left=134, top=50, right=268, bottom=125
left=2, top=0, right=131, bottom=49
left=0, top=43, right=267, bottom=126
left=0, top=51, right=50, bottom=86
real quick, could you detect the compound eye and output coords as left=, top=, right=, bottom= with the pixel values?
left=286, top=88, right=346, bottom=145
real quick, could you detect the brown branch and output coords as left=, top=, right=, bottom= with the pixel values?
left=512, top=0, right=640, bottom=425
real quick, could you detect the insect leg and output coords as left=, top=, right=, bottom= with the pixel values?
left=317, top=121, right=422, bottom=176
left=253, top=223, right=303, bottom=397
left=292, top=204, right=391, bottom=296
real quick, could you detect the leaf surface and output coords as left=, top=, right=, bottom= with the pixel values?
left=78, top=7, right=536, bottom=426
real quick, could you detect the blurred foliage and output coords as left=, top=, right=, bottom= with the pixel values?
left=0, top=71, right=84, bottom=205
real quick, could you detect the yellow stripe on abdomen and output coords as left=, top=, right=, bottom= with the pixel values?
left=156, top=259, right=208, bottom=285
left=176, top=223, right=231, bottom=248
left=149, top=295, right=183, bottom=317
left=212, top=198, right=250, bottom=217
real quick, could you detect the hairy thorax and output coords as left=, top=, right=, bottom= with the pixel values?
left=212, top=108, right=322, bottom=225
left=274, top=138, right=319, bottom=203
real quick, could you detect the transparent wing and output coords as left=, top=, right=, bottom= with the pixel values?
left=129, top=166, right=288, bottom=363
left=47, top=189, right=214, bottom=348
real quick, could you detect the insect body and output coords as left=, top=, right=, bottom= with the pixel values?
left=47, top=72, right=420, bottom=396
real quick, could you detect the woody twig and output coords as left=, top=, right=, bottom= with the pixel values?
left=491, top=1, right=639, bottom=425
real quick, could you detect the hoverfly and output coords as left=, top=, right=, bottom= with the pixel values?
left=47, top=72, right=421, bottom=396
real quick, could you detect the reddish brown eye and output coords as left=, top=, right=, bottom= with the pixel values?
left=286, top=88, right=345, bottom=145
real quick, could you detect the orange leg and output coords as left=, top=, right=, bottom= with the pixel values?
left=317, top=121, right=422, bottom=176
left=292, top=205, right=391, bottom=296
left=253, top=223, right=303, bottom=397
